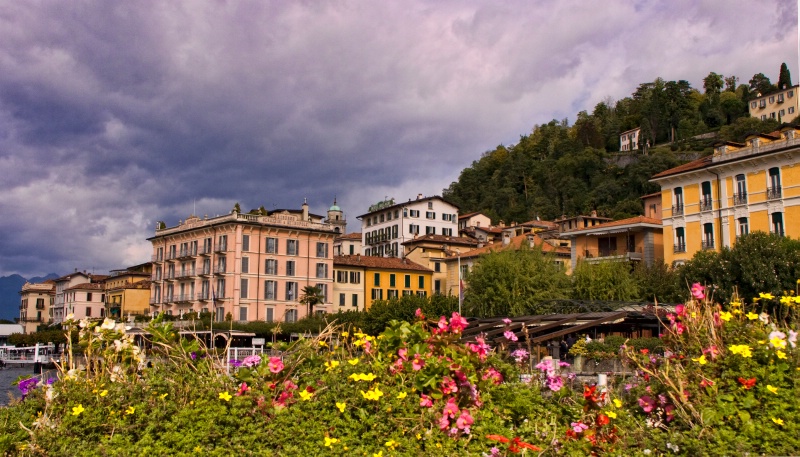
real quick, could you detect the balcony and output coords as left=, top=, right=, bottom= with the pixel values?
left=166, top=251, right=177, bottom=260
left=151, top=254, right=164, bottom=262
left=672, top=204, right=684, bottom=216
left=767, top=186, right=782, bottom=200
left=198, top=246, right=212, bottom=256
left=214, top=266, right=226, bottom=275
left=214, top=244, right=227, bottom=253
left=177, top=249, right=196, bottom=259
left=175, top=269, right=196, bottom=279
left=701, top=239, right=715, bottom=250
left=152, top=273, right=163, bottom=281
left=165, top=271, right=176, bottom=281
left=175, top=293, right=194, bottom=303
left=198, top=266, right=211, bottom=276
left=733, top=192, right=748, bottom=206
left=198, top=292, right=210, bottom=301
left=582, top=248, right=643, bottom=263
left=149, top=298, right=162, bottom=306
left=699, top=196, right=713, bottom=212
left=674, top=244, right=686, bottom=253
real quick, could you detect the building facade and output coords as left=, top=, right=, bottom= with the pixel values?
left=105, top=266, right=152, bottom=319
left=748, top=85, right=799, bottom=122
left=560, top=216, right=664, bottom=270
left=18, top=281, right=54, bottom=334
left=620, top=127, right=641, bottom=152
left=51, top=271, right=98, bottom=324
left=333, top=255, right=432, bottom=309
left=651, top=126, right=800, bottom=265
left=359, top=195, right=459, bottom=258
left=332, top=257, right=366, bottom=312
left=334, top=232, right=363, bottom=256
left=65, top=282, right=106, bottom=320
left=402, top=235, right=478, bottom=295
left=148, top=202, right=338, bottom=323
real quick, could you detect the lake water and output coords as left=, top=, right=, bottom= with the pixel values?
left=0, top=365, right=56, bottom=407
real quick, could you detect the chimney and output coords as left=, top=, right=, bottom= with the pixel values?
left=302, top=198, right=309, bottom=221
left=417, top=193, right=423, bottom=200
left=503, top=233, right=511, bottom=246
left=477, top=242, right=485, bottom=249
left=527, top=234, right=535, bottom=248
left=590, top=210, right=597, bottom=217
left=498, top=220, right=505, bottom=228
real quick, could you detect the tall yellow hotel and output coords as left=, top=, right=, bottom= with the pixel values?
left=651, top=125, right=800, bottom=265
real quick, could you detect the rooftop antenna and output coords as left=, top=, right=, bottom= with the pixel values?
left=193, top=199, right=196, bottom=217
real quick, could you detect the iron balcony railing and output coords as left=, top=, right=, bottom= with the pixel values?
left=672, top=204, right=684, bottom=216
left=674, top=243, right=686, bottom=253
left=699, top=196, right=713, bottom=212
left=701, top=239, right=715, bottom=250
left=733, top=192, right=747, bottom=206
left=767, top=186, right=782, bottom=200
left=175, top=269, right=196, bottom=279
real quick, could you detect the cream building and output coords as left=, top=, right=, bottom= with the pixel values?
left=748, top=85, right=799, bottom=122
left=148, top=201, right=338, bottom=323
left=18, top=281, right=54, bottom=333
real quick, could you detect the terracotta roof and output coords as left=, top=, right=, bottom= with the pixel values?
left=454, top=233, right=570, bottom=260
left=563, top=216, right=662, bottom=234
left=336, top=232, right=363, bottom=241
left=458, top=211, right=485, bottom=220
left=66, top=282, right=105, bottom=291
left=640, top=192, right=661, bottom=199
left=650, top=155, right=713, bottom=179
left=108, top=279, right=153, bottom=291
left=333, top=255, right=432, bottom=272
left=519, top=219, right=558, bottom=229
left=54, top=271, right=91, bottom=282
left=401, top=235, right=479, bottom=246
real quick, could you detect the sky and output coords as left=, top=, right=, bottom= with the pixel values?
left=0, top=0, right=797, bottom=278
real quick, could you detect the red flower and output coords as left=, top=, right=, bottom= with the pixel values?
left=640, top=348, right=649, bottom=355
left=738, top=377, right=757, bottom=389
left=486, top=434, right=510, bottom=443
left=596, top=413, right=610, bottom=426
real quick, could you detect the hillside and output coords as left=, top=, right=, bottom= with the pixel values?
left=0, top=273, right=59, bottom=322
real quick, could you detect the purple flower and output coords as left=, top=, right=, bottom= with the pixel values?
left=190, top=352, right=197, bottom=360
left=510, top=349, right=529, bottom=363
left=241, top=355, right=262, bottom=367
left=18, top=378, right=39, bottom=398
left=229, top=359, right=243, bottom=368
left=46, top=378, right=56, bottom=385
left=547, top=375, right=563, bottom=391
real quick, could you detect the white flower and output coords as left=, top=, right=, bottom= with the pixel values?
left=101, top=318, right=116, bottom=330
left=759, top=312, right=770, bottom=324
left=116, top=323, right=127, bottom=332
left=65, top=313, right=75, bottom=322
left=643, top=450, right=652, bottom=455
left=79, top=318, right=90, bottom=329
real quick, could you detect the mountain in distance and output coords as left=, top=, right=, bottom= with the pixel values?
left=0, top=273, right=59, bottom=322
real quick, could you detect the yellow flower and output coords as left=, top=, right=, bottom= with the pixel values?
left=692, top=354, right=708, bottom=365
left=759, top=293, right=775, bottom=300
left=730, top=300, right=742, bottom=308
left=361, top=386, right=384, bottom=401
left=780, top=296, right=793, bottom=305
left=336, top=402, right=346, bottom=413
left=767, top=385, right=779, bottom=394
left=353, top=339, right=366, bottom=348
left=125, top=406, right=135, bottom=415
left=299, top=390, right=314, bottom=401
left=219, top=391, right=232, bottom=402
left=728, top=344, right=753, bottom=358
left=776, top=350, right=787, bottom=359
left=373, top=452, right=383, bottom=457
left=341, top=331, right=349, bottom=338
left=719, top=311, right=733, bottom=321
left=71, top=404, right=85, bottom=416
left=416, top=433, right=422, bottom=440
left=772, top=417, right=784, bottom=426
left=605, top=411, right=617, bottom=419
left=397, top=391, right=407, bottom=399
left=324, top=437, right=340, bottom=447
left=349, top=372, right=377, bottom=382
left=770, top=337, right=787, bottom=349
left=746, top=312, right=759, bottom=320
left=324, top=360, right=340, bottom=372
left=318, top=341, right=328, bottom=347
left=348, top=358, right=360, bottom=365
left=99, top=390, right=108, bottom=397
left=159, top=393, right=168, bottom=399
left=385, top=439, right=400, bottom=450
left=691, top=312, right=697, bottom=318
left=613, top=399, right=623, bottom=408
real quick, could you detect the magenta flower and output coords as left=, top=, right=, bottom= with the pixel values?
left=438, top=413, right=451, bottom=430
left=241, top=355, right=262, bottom=367
left=503, top=330, right=518, bottom=342
left=415, top=308, right=425, bottom=320
left=691, top=283, right=705, bottom=300
left=467, top=337, right=490, bottom=361
left=456, top=410, right=474, bottom=429
left=235, top=382, right=249, bottom=396
left=547, top=375, right=564, bottom=391
left=443, top=397, right=460, bottom=418
left=571, top=421, right=589, bottom=433
left=412, top=354, right=425, bottom=371
left=419, top=394, right=433, bottom=408
left=510, top=349, right=529, bottom=363
left=229, top=359, right=243, bottom=368
left=397, top=348, right=408, bottom=361
left=268, top=357, right=284, bottom=373
left=482, top=367, right=503, bottom=385
left=449, top=312, right=469, bottom=333
left=502, top=317, right=512, bottom=325
left=437, top=316, right=449, bottom=332
left=441, top=377, right=458, bottom=395
left=638, top=395, right=656, bottom=413
left=675, top=304, right=686, bottom=317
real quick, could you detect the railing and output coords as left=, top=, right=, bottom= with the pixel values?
left=582, top=248, right=643, bottom=260
left=198, top=292, right=209, bottom=301
left=166, top=251, right=177, bottom=260
left=163, top=295, right=174, bottom=303
left=175, top=269, right=196, bottom=279
left=214, top=244, right=227, bottom=253
left=175, top=294, right=194, bottom=303
left=199, top=267, right=211, bottom=276
left=214, top=266, right=226, bottom=274
left=701, top=239, right=715, bottom=250
left=151, top=254, right=163, bottom=262
left=149, top=298, right=161, bottom=305
left=165, top=271, right=176, bottom=280
left=699, top=196, right=713, bottom=212
left=674, top=244, right=686, bottom=253
left=767, top=186, right=782, bottom=200
left=733, top=192, right=747, bottom=206
left=152, top=273, right=162, bottom=281
left=178, top=249, right=197, bottom=259
left=672, top=204, right=684, bottom=216
left=0, top=343, right=56, bottom=364
left=199, top=246, right=212, bottom=255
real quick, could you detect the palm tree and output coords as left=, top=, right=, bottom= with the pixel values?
left=300, top=285, right=324, bottom=317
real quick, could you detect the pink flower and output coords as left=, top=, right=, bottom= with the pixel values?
left=438, top=414, right=451, bottom=430
left=691, top=283, right=705, bottom=300
left=235, top=382, right=249, bottom=396
left=241, top=355, right=262, bottom=367
left=482, top=367, right=503, bottom=385
left=546, top=375, right=563, bottom=391
left=702, top=345, right=719, bottom=359
left=283, top=380, right=298, bottom=391
left=441, top=377, right=458, bottom=395
left=638, top=395, right=656, bottom=413
left=789, top=330, right=798, bottom=348
left=443, top=397, right=460, bottom=418
left=437, top=316, right=449, bottom=332
left=412, top=354, right=425, bottom=371
left=415, top=308, right=425, bottom=320
left=502, top=318, right=512, bottom=325
left=398, top=348, right=408, bottom=361
left=456, top=410, right=474, bottom=429
left=420, top=394, right=433, bottom=408
left=467, top=337, right=490, bottom=361
left=673, top=322, right=685, bottom=334
left=571, top=421, right=589, bottom=433
left=675, top=304, right=686, bottom=317
left=503, top=330, right=518, bottom=342
left=268, top=357, right=284, bottom=373
left=449, top=312, right=469, bottom=333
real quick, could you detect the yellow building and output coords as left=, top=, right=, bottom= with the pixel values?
left=332, top=257, right=366, bottom=312
left=748, top=85, right=799, bottom=122
left=402, top=234, right=478, bottom=295
left=18, top=281, right=54, bottom=334
left=651, top=125, right=800, bottom=265
left=105, top=265, right=152, bottom=319
left=332, top=255, right=432, bottom=309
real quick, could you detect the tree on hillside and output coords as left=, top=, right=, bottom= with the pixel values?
left=778, top=62, right=793, bottom=90
left=462, top=246, right=570, bottom=317
left=719, top=117, right=780, bottom=142
left=749, top=73, right=776, bottom=96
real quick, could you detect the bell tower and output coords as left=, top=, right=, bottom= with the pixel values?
left=325, top=197, right=346, bottom=234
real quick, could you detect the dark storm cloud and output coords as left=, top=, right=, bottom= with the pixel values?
left=0, top=0, right=795, bottom=276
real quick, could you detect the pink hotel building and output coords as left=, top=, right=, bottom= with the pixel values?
left=148, top=201, right=344, bottom=323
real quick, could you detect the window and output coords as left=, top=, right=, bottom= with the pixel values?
left=316, top=263, right=328, bottom=278
left=285, top=309, right=297, bottom=323
left=394, top=210, right=399, bottom=219
left=264, top=280, right=277, bottom=300
left=371, top=289, right=383, bottom=300
left=409, top=224, right=419, bottom=235
left=316, top=284, right=328, bottom=303
left=392, top=225, right=398, bottom=238
left=336, top=270, right=347, bottom=283
left=349, top=244, right=355, bottom=255
left=86, top=306, right=91, bottom=317
left=778, top=94, right=784, bottom=102
left=780, top=109, right=785, bottom=116
left=240, top=279, right=248, bottom=298
left=409, top=210, right=420, bottom=217
left=674, top=227, right=686, bottom=253
left=768, top=167, right=781, bottom=199
left=374, top=273, right=381, bottom=286
left=416, top=291, right=427, bottom=298
left=266, top=308, right=274, bottom=323
left=700, top=181, right=712, bottom=211
left=241, top=257, right=249, bottom=274
left=442, top=228, right=453, bottom=236
left=387, top=290, right=398, bottom=299
left=239, top=306, right=248, bottom=321
left=772, top=212, right=785, bottom=236
left=387, top=211, right=392, bottom=221
left=286, top=261, right=295, bottom=276
left=242, top=235, right=250, bottom=252
left=426, top=211, right=436, bottom=219
left=218, top=235, right=227, bottom=251
left=737, top=218, right=749, bottom=237
left=428, top=202, right=433, bottom=210
left=266, top=237, right=278, bottom=253
left=201, top=280, right=209, bottom=300
left=751, top=101, right=757, bottom=109
left=87, top=293, right=93, bottom=301
left=702, top=223, right=714, bottom=250
left=769, top=96, right=775, bottom=103
left=216, top=256, right=226, bottom=274
left=734, top=174, right=747, bottom=205
left=434, top=262, right=441, bottom=272
left=389, top=274, right=396, bottom=287
left=771, top=112, right=776, bottom=119
left=202, top=258, right=210, bottom=275
left=286, top=282, right=298, bottom=301
left=287, top=239, right=298, bottom=256
left=760, top=100, right=767, bottom=108
left=761, top=114, right=767, bottom=120
left=216, top=279, right=225, bottom=298
left=316, top=242, right=328, bottom=258
left=349, top=271, right=361, bottom=283
left=418, top=276, right=425, bottom=289
left=380, top=213, right=385, bottom=223
left=426, top=226, right=435, bottom=235
left=403, top=208, right=408, bottom=217
left=404, top=275, right=411, bottom=288
left=352, top=294, right=358, bottom=307
left=790, top=90, right=795, bottom=97
left=339, top=293, right=346, bottom=307
left=265, top=259, right=278, bottom=275
left=790, top=107, right=795, bottom=114
left=673, top=187, right=684, bottom=215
